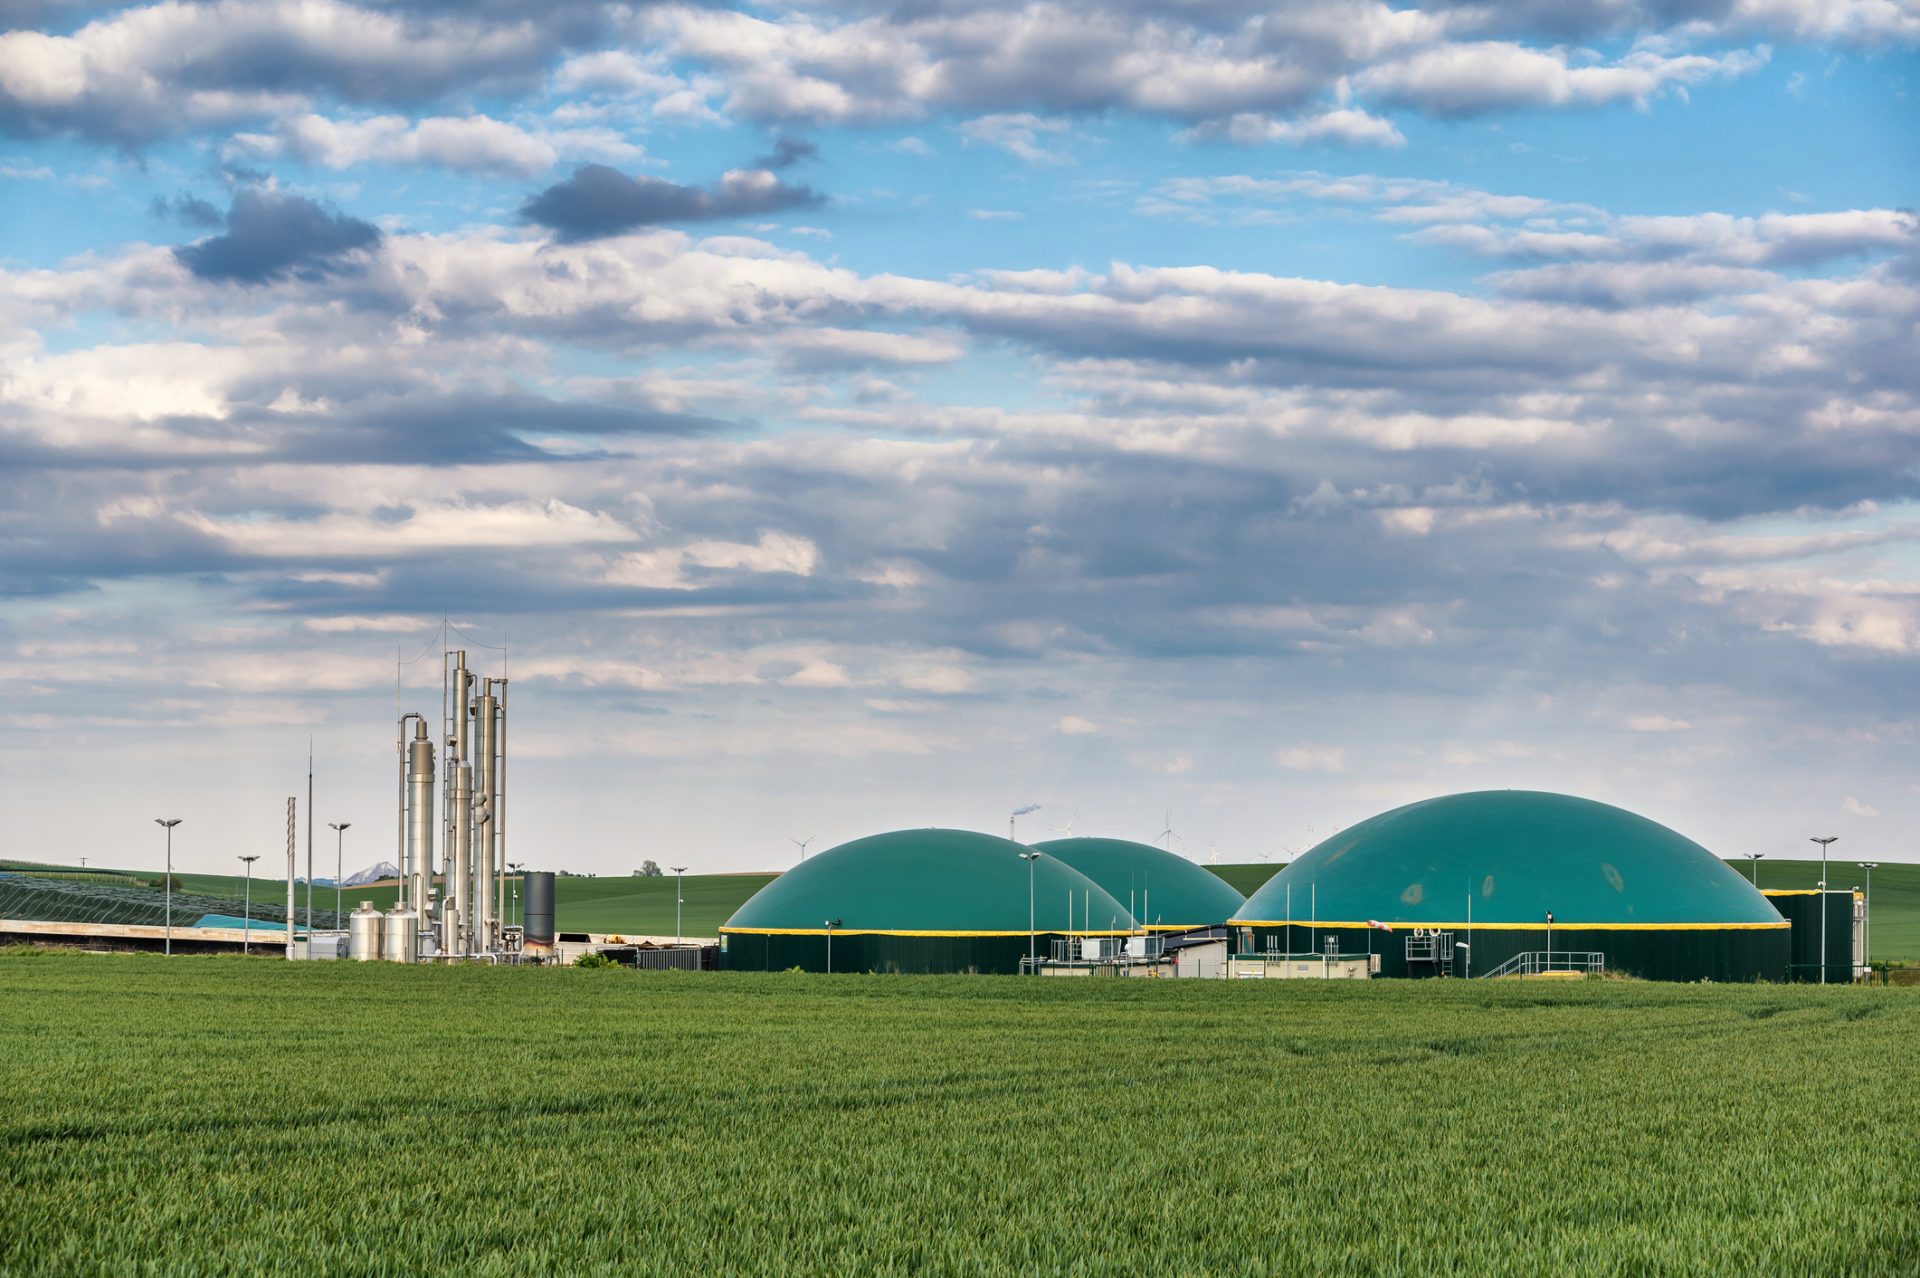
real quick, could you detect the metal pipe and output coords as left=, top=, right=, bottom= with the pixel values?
left=285, top=797, right=296, bottom=960
left=407, top=718, right=434, bottom=931
left=305, top=747, right=314, bottom=936
left=475, top=681, right=499, bottom=953
left=495, top=679, right=508, bottom=943
left=451, top=651, right=470, bottom=768
left=444, top=762, right=471, bottom=955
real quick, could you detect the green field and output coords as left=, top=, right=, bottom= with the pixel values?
left=2, top=954, right=1916, bottom=1273
left=1203, top=861, right=1284, bottom=896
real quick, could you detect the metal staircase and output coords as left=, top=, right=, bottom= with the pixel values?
left=1480, top=951, right=1605, bottom=978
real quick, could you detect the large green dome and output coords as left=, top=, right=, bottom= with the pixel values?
left=1031, top=837, right=1244, bottom=930
left=722, top=828, right=1137, bottom=936
left=1233, top=790, right=1784, bottom=929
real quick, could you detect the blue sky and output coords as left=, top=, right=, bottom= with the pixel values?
left=1, top=0, right=1917, bottom=876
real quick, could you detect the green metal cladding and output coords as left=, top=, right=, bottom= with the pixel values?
left=1234, top=790, right=1786, bottom=929
left=719, top=828, right=1135, bottom=939
left=1031, top=837, right=1245, bottom=930
left=1230, top=790, right=1792, bottom=981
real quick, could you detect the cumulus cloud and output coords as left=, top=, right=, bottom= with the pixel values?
left=172, top=186, right=381, bottom=283
left=1355, top=42, right=1771, bottom=114
left=520, top=164, right=823, bottom=239
left=0, top=0, right=581, bottom=143
left=1278, top=745, right=1348, bottom=770
left=231, top=112, right=561, bottom=176
left=958, top=113, right=1074, bottom=164
left=1188, top=108, right=1407, bottom=147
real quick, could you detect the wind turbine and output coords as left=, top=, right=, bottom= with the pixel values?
left=791, top=835, right=815, bottom=863
left=1155, top=812, right=1180, bottom=854
left=1049, top=809, right=1079, bottom=838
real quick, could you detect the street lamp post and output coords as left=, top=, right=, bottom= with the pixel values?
left=154, top=819, right=182, bottom=956
left=1861, top=862, right=1878, bottom=976
left=1018, top=850, right=1043, bottom=972
left=238, top=855, right=259, bottom=952
left=1742, top=853, right=1764, bottom=886
left=671, top=866, right=688, bottom=947
left=508, top=862, right=524, bottom=930
left=328, top=822, right=351, bottom=925
left=1811, top=836, right=1837, bottom=984
left=824, top=917, right=841, bottom=974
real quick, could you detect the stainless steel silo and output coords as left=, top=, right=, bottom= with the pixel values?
left=382, top=905, right=418, bottom=963
left=524, top=871, right=556, bottom=948
left=348, top=901, right=384, bottom=961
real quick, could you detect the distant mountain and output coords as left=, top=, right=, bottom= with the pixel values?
left=343, top=861, right=401, bottom=887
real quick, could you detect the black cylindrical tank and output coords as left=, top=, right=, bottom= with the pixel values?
left=525, top=871, right=556, bottom=944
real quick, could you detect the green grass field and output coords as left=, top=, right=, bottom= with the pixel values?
left=1, top=954, right=1915, bottom=1274
left=1204, top=862, right=1284, bottom=896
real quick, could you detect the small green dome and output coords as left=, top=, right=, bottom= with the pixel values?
left=722, top=828, right=1137, bottom=936
left=1233, top=790, right=1783, bottom=928
left=1031, top=837, right=1244, bottom=930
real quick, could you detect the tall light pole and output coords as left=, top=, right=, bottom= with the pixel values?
left=508, top=862, right=524, bottom=930
left=1018, top=850, right=1043, bottom=971
left=1742, top=853, right=1764, bottom=886
left=1811, top=836, right=1837, bottom=984
left=671, top=866, right=687, bottom=947
left=328, top=822, right=351, bottom=925
left=1010, top=803, right=1040, bottom=842
left=1861, top=862, right=1878, bottom=974
left=238, top=855, right=259, bottom=953
left=154, top=819, right=182, bottom=956
left=824, top=917, right=841, bottom=974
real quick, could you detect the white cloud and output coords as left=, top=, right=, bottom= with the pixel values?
left=1055, top=714, right=1098, bottom=734
left=232, top=112, right=562, bottom=176
left=1278, top=745, right=1347, bottom=771
left=0, top=0, right=562, bottom=142
left=1628, top=714, right=1693, bottom=732
left=1357, top=43, right=1770, bottom=115
left=1191, top=108, right=1406, bottom=148
left=1842, top=796, right=1879, bottom=817
left=958, top=112, right=1073, bottom=164
left=609, top=531, right=820, bottom=589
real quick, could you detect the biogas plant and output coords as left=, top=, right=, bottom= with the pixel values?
left=0, top=652, right=1865, bottom=981
left=710, top=794, right=1861, bottom=984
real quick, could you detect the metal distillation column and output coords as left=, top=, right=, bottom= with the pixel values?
left=474, top=679, right=499, bottom=953
left=406, top=718, right=434, bottom=925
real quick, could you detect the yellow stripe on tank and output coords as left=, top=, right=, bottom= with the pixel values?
left=1225, top=918, right=1790, bottom=932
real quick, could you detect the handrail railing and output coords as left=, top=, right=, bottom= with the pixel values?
left=1480, top=951, right=1605, bottom=978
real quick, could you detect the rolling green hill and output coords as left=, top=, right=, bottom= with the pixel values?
left=1206, top=863, right=1285, bottom=896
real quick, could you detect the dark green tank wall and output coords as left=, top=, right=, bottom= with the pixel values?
left=1237, top=923, right=1790, bottom=982
left=717, top=931, right=1051, bottom=974
left=1764, top=892, right=1855, bottom=983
